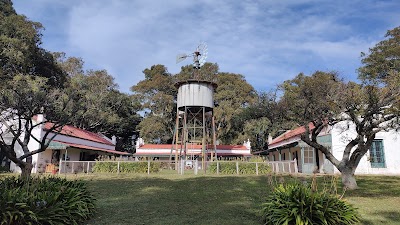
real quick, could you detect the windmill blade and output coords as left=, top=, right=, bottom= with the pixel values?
left=176, top=53, right=189, bottom=64
left=198, top=42, right=208, bottom=67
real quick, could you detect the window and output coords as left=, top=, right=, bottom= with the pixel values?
left=370, top=140, right=386, bottom=168
left=303, top=147, right=314, bottom=164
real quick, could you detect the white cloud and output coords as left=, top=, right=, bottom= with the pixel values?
left=12, top=0, right=400, bottom=92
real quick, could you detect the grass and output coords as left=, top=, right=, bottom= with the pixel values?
left=345, top=176, right=400, bottom=225
left=83, top=173, right=270, bottom=225
left=2, top=172, right=400, bottom=224
left=79, top=173, right=400, bottom=225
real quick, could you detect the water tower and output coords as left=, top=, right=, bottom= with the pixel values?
left=170, top=43, right=217, bottom=170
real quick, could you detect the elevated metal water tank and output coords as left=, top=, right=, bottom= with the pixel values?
left=175, top=80, right=217, bottom=111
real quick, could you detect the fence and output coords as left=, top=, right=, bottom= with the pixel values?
left=58, top=159, right=298, bottom=175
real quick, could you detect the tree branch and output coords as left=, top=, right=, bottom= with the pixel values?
left=301, top=122, right=341, bottom=167
left=341, top=136, right=361, bottom=164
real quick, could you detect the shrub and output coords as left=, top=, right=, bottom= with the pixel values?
left=92, top=162, right=118, bottom=173
left=0, top=176, right=96, bottom=225
left=92, top=161, right=161, bottom=173
left=0, top=166, right=10, bottom=173
left=261, top=181, right=360, bottom=225
left=208, top=162, right=271, bottom=175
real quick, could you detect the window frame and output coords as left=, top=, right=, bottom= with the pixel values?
left=369, top=139, right=386, bottom=168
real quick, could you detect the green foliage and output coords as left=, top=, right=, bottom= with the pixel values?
left=0, top=165, right=9, bottom=173
left=132, top=63, right=257, bottom=145
left=359, top=26, right=400, bottom=81
left=131, top=64, right=176, bottom=144
left=0, top=176, right=96, bottom=225
left=261, top=181, right=360, bottom=225
left=92, top=162, right=161, bottom=173
left=0, top=1, right=65, bottom=86
left=277, top=28, right=400, bottom=189
left=214, top=73, right=257, bottom=144
left=207, top=162, right=271, bottom=175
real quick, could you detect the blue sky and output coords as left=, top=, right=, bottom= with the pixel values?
left=13, top=0, right=400, bottom=93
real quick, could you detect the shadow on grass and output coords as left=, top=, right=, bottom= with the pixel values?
left=360, top=211, right=400, bottom=225
left=80, top=174, right=400, bottom=225
left=85, top=175, right=275, bottom=225
left=345, top=176, right=400, bottom=198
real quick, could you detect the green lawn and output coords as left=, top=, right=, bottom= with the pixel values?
left=2, top=172, right=399, bottom=224
left=70, top=173, right=400, bottom=225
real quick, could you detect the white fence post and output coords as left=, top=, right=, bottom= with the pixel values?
left=52, top=159, right=298, bottom=175
left=58, top=159, right=62, bottom=175
left=256, top=162, right=258, bottom=175
left=181, top=160, right=184, bottom=175
left=194, top=159, right=198, bottom=175
left=117, top=161, right=120, bottom=174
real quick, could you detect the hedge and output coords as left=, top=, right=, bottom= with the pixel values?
left=92, top=161, right=161, bottom=173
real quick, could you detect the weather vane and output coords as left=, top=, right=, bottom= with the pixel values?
left=176, top=42, right=208, bottom=79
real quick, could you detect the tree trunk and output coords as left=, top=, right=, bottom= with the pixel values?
left=341, top=169, right=358, bottom=190
left=20, top=162, right=33, bottom=179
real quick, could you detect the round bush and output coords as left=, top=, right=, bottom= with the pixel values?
left=0, top=176, right=96, bottom=225
left=261, top=182, right=360, bottom=225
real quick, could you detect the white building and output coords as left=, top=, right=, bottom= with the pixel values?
left=1, top=114, right=130, bottom=173
left=135, top=138, right=252, bottom=160
left=266, top=122, right=400, bottom=175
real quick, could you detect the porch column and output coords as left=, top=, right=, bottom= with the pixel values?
left=288, top=148, right=292, bottom=160
left=300, top=147, right=304, bottom=168
left=278, top=150, right=282, bottom=161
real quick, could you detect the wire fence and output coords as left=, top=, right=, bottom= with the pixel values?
left=58, top=159, right=298, bottom=175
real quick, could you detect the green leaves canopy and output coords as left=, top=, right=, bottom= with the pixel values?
left=0, top=0, right=65, bottom=86
left=132, top=63, right=257, bottom=145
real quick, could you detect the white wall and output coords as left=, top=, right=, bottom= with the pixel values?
left=4, top=114, right=115, bottom=173
left=5, top=115, right=43, bottom=173
left=331, top=121, right=400, bottom=175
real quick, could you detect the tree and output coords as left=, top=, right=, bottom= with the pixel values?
left=54, top=54, right=142, bottom=152
left=0, top=0, right=65, bottom=86
left=101, top=91, right=142, bottom=152
left=232, top=91, right=293, bottom=151
left=280, top=65, right=399, bottom=189
left=0, top=1, right=140, bottom=177
left=175, top=62, right=219, bottom=82
left=214, top=72, right=257, bottom=144
left=0, top=75, right=86, bottom=178
left=131, top=65, right=176, bottom=143
left=0, top=1, right=74, bottom=177
left=359, top=27, right=400, bottom=81
left=131, top=63, right=258, bottom=145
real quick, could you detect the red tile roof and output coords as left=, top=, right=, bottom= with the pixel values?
left=134, top=152, right=252, bottom=156
left=52, top=140, right=130, bottom=155
left=44, top=123, right=113, bottom=145
left=270, top=123, right=315, bottom=145
left=138, top=144, right=248, bottom=150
